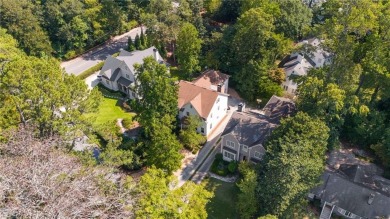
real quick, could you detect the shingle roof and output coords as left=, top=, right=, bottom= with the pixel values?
left=99, top=46, right=163, bottom=81
left=222, top=111, right=275, bottom=147
left=315, top=171, right=390, bottom=219
left=263, top=95, right=295, bottom=123
left=178, top=81, right=220, bottom=119
left=192, top=70, right=230, bottom=90
left=117, top=77, right=133, bottom=87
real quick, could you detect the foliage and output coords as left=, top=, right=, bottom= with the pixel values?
left=179, top=115, right=206, bottom=153
left=257, top=112, right=329, bottom=217
left=134, top=34, right=141, bottom=50
left=128, top=37, right=136, bottom=52
left=133, top=57, right=182, bottom=173
left=258, top=215, right=278, bottom=219
left=227, top=161, right=238, bottom=173
left=135, top=167, right=213, bottom=219
left=237, top=162, right=258, bottom=219
left=122, top=118, right=133, bottom=129
left=176, top=22, right=202, bottom=78
left=77, top=61, right=105, bottom=79
left=210, top=158, right=229, bottom=176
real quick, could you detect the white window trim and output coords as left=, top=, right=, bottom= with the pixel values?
left=226, top=140, right=235, bottom=148
left=242, top=145, right=248, bottom=152
left=254, top=151, right=262, bottom=159
left=224, top=150, right=235, bottom=161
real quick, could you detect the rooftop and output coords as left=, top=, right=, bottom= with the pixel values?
left=192, top=70, right=230, bottom=91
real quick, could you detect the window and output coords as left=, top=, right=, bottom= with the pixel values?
left=201, top=127, right=204, bottom=133
left=338, top=209, right=355, bottom=218
left=242, top=145, right=248, bottom=152
left=190, top=105, right=192, bottom=108
left=210, top=123, right=212, bottom=129
left=224, top=151, right=235, bottom=160
left=291, top=89, right=296, bottom=94
left=210, top=113, right=213, bottom=118
left=283, top=85, right=288, bottom=91
left=186, top=112, right=190, bottom=116
left=226, top=140, right=235, bottom=148
left=218, top=105, right=220, bottom=110
left=217, top=98, right=220, bottom=103
left=126, top=74, right=130, bottom=79
left=254, top=151, right=262, bottom=159
left=106, top=80, right=110, bottom=84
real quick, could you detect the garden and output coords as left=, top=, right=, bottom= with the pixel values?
left=210, top=153, right=238, bottom=176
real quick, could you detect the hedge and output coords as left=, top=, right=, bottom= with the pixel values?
left=78, top=62, right=105, bottom=80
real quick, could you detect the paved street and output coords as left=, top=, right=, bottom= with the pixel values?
left=61, top=26, right=145, bottom=75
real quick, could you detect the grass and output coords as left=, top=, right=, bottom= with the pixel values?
left=204, top=177, right=239, bottom=219
left=85, top=97, right=134, bottom=126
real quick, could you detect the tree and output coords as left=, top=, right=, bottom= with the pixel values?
left=0, top=128, right=134, bottom=218
left=179, top=115, right=206, bottom=152
left=128, top=37, right=135, bottom=51
left=133, top=57, right=182, bottom=173
left=237, top=162, right=258, bottom=219
left=135, top=167, right=212, bottom=218
left=134, top=34, right=141, bottom=50
left=258, top=112, right=329, bottom=217
left=297, top=76, right=346, bottom=148
left=140, top=28, right=147, bottom=48
left=176, top=22, right=202, bottom=78
left=0, top=0, right=53, bottom=56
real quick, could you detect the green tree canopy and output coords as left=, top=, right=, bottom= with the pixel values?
left=258, top=112, right=329, bottom=217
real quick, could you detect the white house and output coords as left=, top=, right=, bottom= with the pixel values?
left=98, top=46, right=165, bottom=98
left=178, top=80, right=229, bottom=138
left=192, top=70, right=230, bottom=94
left=281, top=38, right=331, bottom=95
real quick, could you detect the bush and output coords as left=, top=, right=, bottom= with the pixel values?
left=64, top=50, right=77, bottom=60
left=78, top=62, right=105, bottom=80
left=210, top=158, right=229, bottom=176
left=122, top=118, right=133, bottom=129
left=215, top=153, right=223, bottom=161
left=228, top=161, right=238, bottom=173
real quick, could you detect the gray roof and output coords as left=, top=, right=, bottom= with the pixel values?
left=222, top=111, right=275, bottom=147
left=315, top=171, right=390, bottom=219
left=117, top=77, right=133, bottom=87
left=263, top=95, right=295, bottom=123
left=116, top=46, right=163, bottom=74
left=99, top=46, right=164, bottom=81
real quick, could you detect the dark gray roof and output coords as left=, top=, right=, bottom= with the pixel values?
left=263, top=95, right=295, bottom=123
left=315, top=171, right=390, bottom=219
left=222, top=111, right=275, bottom=147
left=222, top=146, right=237, bottom=154
left=100, top=56, right=124, bottom=80
left=117, top=77, right=133, bottom=87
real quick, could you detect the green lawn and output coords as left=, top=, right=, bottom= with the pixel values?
left=85, top=97, right=133, bottom=126
left=205, top=177, right=239, bottom=219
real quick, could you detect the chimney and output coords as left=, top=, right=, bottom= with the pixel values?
left=153, top=48, right=158, bottom=61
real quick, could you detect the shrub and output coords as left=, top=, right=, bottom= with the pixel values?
left=64, top=50, right=77, bottom=60
left=215, top=153, right=223, bottom=161
left=228, top=161, right=238, bottom=173
left=78, top=62, right=105, bottom=80
left=122, top=118, right=133, bottom=129
left=210, top=158, right=229, bottom=176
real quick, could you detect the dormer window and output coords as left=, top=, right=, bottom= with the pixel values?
left=126, top=74, right=130, bottom=79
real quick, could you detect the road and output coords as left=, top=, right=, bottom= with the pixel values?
left=61, top=26, right=145, bottom=75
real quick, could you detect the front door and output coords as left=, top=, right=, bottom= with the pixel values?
left=243, top=156, right=247, bottom=161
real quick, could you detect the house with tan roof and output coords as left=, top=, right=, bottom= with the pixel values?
left=192, top=69, right=230, bottom=94
left=178, top=80, right=229, bottom=137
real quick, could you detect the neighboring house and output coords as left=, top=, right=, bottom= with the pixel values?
left=311, top=164, right=390, bottom=219
left=192, top=69, right=230, bottom=94
left=178, top=80, right=229, bottom=137
left=220, top=95, right=295, bottom=163
left=280, top=38, right=331, bottom=95
left=98, top=46, right=165, bottom=98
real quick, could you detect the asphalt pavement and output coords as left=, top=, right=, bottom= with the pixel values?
left=61, top=26, right=144, bottom=75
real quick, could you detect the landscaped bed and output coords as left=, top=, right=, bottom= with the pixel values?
left=210, top=153, right=238, bottom=176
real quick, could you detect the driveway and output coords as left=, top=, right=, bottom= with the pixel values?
left=61, top=26, right=145, bottom=75
left=175, top=96, right=241, bottom=187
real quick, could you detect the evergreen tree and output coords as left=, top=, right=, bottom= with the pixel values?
left=134, top=33, right=141, bottom=50
left=140, top=28, right=146, bottom=49
left=128, top=36, right=135, bottom=51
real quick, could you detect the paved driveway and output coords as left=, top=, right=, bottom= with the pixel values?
left=61, top=27, right=145, bottom=75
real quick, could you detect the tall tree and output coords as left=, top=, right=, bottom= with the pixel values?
left=0, top=0, right=53, bottom=56
left=237, top=162, right=259, bottom=219
left=133, top=57, right=182, bottom=173
left=176, top=22, right=202, bottom=78
left=257, top=112, right=329, bottom=217
left=135, top=167, right=212, bottom=218
left=179, top=115, right=206, bottom=152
